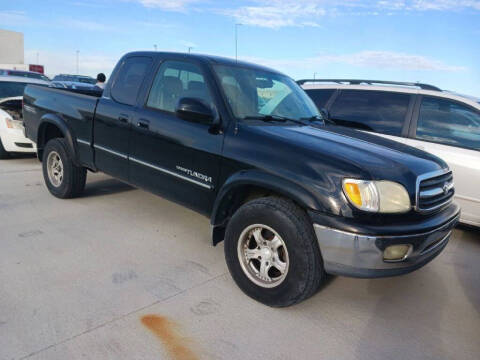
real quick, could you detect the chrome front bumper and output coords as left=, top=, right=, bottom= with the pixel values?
left=313, top=214, right=459, bottom=278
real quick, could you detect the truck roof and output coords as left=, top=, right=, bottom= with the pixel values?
left=124, top=51, right=285, bottom=76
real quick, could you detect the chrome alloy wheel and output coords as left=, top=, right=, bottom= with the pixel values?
left=46, top=151, right=64, bottom=187
left=237, top=224, right=289, bottom=288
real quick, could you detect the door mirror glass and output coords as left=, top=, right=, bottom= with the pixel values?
left=320, top=108, right=330, bottom=120
left=175, top=97, right=214, bottom=124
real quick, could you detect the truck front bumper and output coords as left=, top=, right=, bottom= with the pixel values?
left=311, top=209, right=460, bottom=278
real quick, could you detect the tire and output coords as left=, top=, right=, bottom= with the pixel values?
left=224, top=196, right=326, bottom=307
left=42, top=138, right=87, bottom=199
left=0, top=137, right=10, bottom=159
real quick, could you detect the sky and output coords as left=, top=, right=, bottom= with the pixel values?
left=1, top=0, right=479, bottom=96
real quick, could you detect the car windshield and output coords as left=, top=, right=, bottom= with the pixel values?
left=0, top=82, right=29, bottom=98
left=8, top=71, right=50, bottom=81
left=77, top=77, right=96, bottom=84
left=214, top=65, right=319, bottom=122
left=53, top=75, right=95, bottom=84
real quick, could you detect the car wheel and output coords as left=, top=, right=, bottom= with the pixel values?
left=0, top=138, right=10, bottom=159
left=224, top=196, right=326, bottom=307
left=42, top=138, right=87, bottom=198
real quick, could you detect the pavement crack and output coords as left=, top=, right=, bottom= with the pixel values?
left=17, top=272, right=227, bottom=360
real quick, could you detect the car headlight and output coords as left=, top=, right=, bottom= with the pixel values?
left=5, top=118, right=24, bottom=130
left=342, top=179, right=411, bottom=213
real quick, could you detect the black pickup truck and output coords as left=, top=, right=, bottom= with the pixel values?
left=23, top=52, right=460, bottom=306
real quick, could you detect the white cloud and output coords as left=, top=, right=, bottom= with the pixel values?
left=134, top=0, right=200, bottom=11
left=377, top=0, right=480, bottom=11
left=242, top=50, right=466, bottom=72
left=221, top=0, right=480, bottom=28
left=0, top=10, right=28, bottom=25
left=223, top=2, right=326, bottom=28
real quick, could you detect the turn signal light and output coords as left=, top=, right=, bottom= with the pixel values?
left=344, top=182, right=362, bottom=206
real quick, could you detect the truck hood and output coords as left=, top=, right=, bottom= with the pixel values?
left=249, top=122, right=446, bottom=184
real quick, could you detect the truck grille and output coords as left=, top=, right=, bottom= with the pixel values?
left=417, top=170, right=454, bottom=212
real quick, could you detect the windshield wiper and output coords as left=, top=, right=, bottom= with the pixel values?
left=300, top=115, right=339, bottom=126
left=242, top=115, right=307, bottom=126
left=300, top=115, right=325, bottom=122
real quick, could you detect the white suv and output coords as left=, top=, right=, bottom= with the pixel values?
left=300, top=79, right=480, bottom=228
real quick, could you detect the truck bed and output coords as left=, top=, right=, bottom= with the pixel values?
left=23, top=85, right=99, bottom=151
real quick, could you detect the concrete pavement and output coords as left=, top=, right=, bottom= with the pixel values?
left=0, top=157, right=479, bottom=360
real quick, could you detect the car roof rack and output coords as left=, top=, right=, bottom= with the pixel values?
left=297, top=79, right=442, bottom=91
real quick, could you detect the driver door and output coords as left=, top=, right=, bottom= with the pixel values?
left=129, top=59, right=224, bottom=215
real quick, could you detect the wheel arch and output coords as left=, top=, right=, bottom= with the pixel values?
left=37, top=114, right=78, bottom=164
left=210, top=170, right=324, bottom=245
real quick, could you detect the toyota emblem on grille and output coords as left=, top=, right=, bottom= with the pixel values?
left=443, top=184, right=449, bottom=195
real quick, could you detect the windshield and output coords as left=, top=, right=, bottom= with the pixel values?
left=78, top=77, right=96, bottom=84
left=214, top=65, right=319, bottom=121
left=52, top=75, right=95, bottom=84
left=0, top=82, right=29, bottom=98
left=8, top=71, right=50, bottom=81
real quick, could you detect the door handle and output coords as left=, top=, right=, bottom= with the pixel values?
left=118, top=114, right=129, bottom=124
left=137, top=119, right=150, bottom=129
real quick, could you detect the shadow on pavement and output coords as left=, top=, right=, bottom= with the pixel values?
left=83, top=177, right=135, bottom=197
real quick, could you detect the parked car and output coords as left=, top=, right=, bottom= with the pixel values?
left=0, top=69, right=50, bottom=82
left=0, top=75, right=49, bottom=158
left=23, top=53, right=459, bottom=306
left=50, top=74, right=97, bottom=90
left=300, top=79, right=480, bottom=228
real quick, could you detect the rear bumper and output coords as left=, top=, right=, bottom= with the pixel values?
left=312, top=208, right=460, bottom=278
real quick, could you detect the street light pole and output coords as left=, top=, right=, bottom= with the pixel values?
left=154, top=44, right=157, bottom=51
left=188, top=46, right=193, bottom=53
left=76, top=50, right=79, bottom=75
left=36, top=52, right=39, bottom=65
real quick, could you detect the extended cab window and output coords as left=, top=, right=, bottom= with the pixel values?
left=416, top=96, right=480, bottom=151
left=329, top=90, right=410, bottom=136
left=147, top=61, right=213, bottom=113
left=304, top=89, right=335, bottom=109
left=111, top=56, right=152, bottom=106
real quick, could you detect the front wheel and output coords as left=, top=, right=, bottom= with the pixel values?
left=224, top=196, right=326, bottom=307
left=42, top=138, right=87, bottom=198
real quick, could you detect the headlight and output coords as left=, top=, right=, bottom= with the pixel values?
left=343, top=179, right=411, bottom=213
left=5, top=118, right=23, bottom=130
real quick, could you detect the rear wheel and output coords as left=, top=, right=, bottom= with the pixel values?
left=0, top=138, right=10, bottom=159
left=42, top=138, right=87, bottom=198
left=224, top=196, right=326, bottom=307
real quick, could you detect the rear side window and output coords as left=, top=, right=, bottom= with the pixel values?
left=305, top=89, right=335, bottom=109
left=147, top=60, right=212, bottom=113
left=416, top=96, right=480, bottom=151
left=111, top=56, right=152, bottom=106
left=329, top=90, right=411, bottom=136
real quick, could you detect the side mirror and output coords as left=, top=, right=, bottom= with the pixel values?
left=320, top=108, right=330, bottom=121
left=175, top=97, right=214, bottom=125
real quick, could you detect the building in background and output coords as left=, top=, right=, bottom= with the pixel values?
left=0, top=29, right=44, bottom=74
